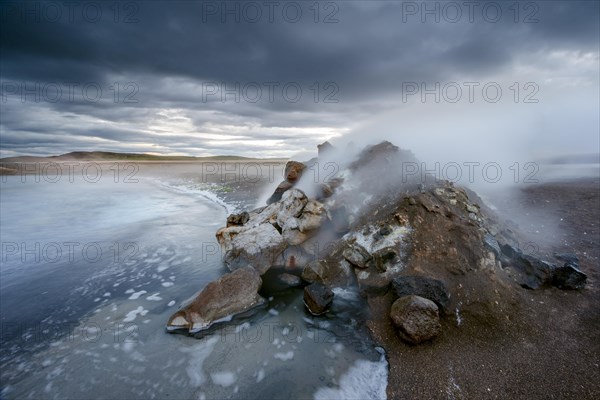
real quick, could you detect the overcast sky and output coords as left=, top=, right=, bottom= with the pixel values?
left=1, top=0, right=598, bottom=159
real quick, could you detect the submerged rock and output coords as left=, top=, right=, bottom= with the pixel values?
left=391, top=275, right=449, bottom=310
left=166, top=267, right=266, bottom=336
left=390, top=295, right=441, bottom=345
left=304, top=282, right=334, bottom=315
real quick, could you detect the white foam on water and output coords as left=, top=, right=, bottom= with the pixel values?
left=146, top=293, right=163, bottom=301
left=182, top=337, right=219, bottom=387
left=256, top=368, right=265, bottom=383
left=123, top=306, right=148, bottom=322
left=273, top=351, right=294, bottom=361
left=210, top=371, right=237, bottom=387
left=125, top=289, right=135, bottom=294
left=129, top=290, right=147, bottom=300
left=268, top=309, right=279, bottom=316
left=314, top=354, right=388, bottom=400
left=162, top=282, right=174, bottom=288
left=167, top=300, right=176, bottom=307
left=157, top=264, right=169, bottom=273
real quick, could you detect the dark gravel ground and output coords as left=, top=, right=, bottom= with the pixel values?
left=368, top=177, right=600, bottom=400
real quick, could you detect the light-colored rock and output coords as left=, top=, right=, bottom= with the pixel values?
left=166, top=267, right=266, bottom=335
left=298, top=199, right=327, bottom=232
left=223, top=223, right=286, bottom=274
left=276, top=189, right=308, bottom=228
left=282, top=217, right=310, bottom=246
left=390, top=295, right=441, bottom=344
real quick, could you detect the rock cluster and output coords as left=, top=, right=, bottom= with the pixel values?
left=167, top=139, right=588, bottom=348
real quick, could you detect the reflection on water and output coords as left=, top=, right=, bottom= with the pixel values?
left=0, top=174, right=387, bottom=399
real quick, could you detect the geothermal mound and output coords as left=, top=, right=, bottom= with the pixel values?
left=166, top=140, right=588, bottom=381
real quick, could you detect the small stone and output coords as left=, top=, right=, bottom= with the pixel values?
left=226, top=211, right=249, bottom=227
left=342, top=243, right=372, bottom=269
left=303, top=283, right=334, bottom=315
left=278, top=273, right=302, bottom=288
left=390, top=295, right=441, bottom=344
left=466, top=204, right=478, bottom=213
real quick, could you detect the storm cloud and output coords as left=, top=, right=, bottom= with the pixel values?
left=1, top=0, right=598, bottom=158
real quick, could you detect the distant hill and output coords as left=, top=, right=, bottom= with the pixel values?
left=540, top=153, right=600, bottom=165
left=0, top=151, right=283, bottom=163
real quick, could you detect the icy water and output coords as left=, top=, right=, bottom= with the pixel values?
left=0, top=168, right=386, bottom=400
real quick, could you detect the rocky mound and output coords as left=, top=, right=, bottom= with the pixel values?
left=166, top=140, right=587, bottom=355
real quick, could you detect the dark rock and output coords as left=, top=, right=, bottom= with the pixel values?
left=483, top=234, right=501, bottom=257
left=301, top=260, right=324, bottom=283
left=317, top=141, right=334, bottom=157
left=267, top=180, right=294, bottom=204
left=342, top=243, right=372, bottom=269
left=554, top=253, right=580, bottom=265
left=500, top=243, right=521, bottom=259
left=226, top=211, right=250, bottom=227
left=515, top=254, right=556, bottom=290
left=349, top=141, right=399, bottom=170
left=261, top=267, right=304, bottom=294
left=303, top=283, right=334, bottom=315
left=391, top=275, right=449, bottom=310
left=390, top=295, right=441, bottom=345
left=355, top=269, right=392, bottom=296
left=284, top=161, right=305, bottom=183
left=552, top=262, right=587, bottom=290
left=370, top=247, right=399, bottom=273
left=166, top=267, right=266, bottom=336
left=375, top=225, right=392, bottom=239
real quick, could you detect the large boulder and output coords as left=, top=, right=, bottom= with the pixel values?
left=390, top=295, right=441, bottom=344
left=222, top=223, right=286, bottom=274
left=391, top=275, right=449, bottom=310
left=166, top=267, right=266, bottom=336
left=303, top=282, right=334, bottom=315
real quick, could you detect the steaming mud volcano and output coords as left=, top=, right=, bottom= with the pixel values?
left=166, top=141, right=598, bottom=398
